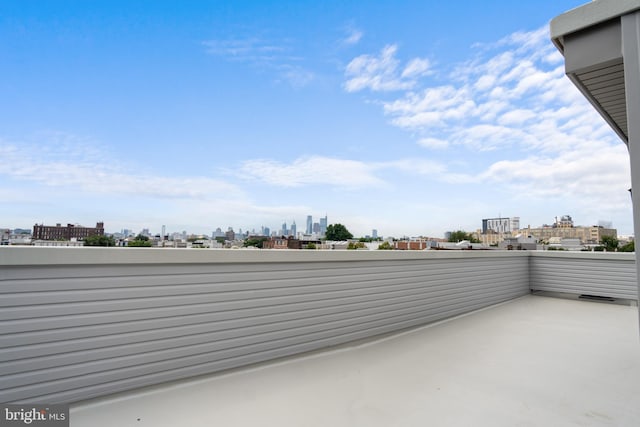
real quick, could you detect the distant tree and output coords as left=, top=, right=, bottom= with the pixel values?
left=244, top=237, right=268, bottom=248
left=358, top=237, right=382, bottom=242
left=83, top=235, right=116, bottom=247
left=325, top=224, right=353, bottom=241
left=347, top=242, right=366, bottom=250
left=185, top=235, right=209, bottom=242
left=128, top=234, right=152, bottom=247
left=600, top=235, right=619, bottom=252
left=377, top=241, right=393, bottom=250
left=448, top=230, right=480, bottom=243
left=305, top=242, right=317, bottom=249
left=215, top=236, right=225, bottom=244
left=619, top=240, right=635, bottom=252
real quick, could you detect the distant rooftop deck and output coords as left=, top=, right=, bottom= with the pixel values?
left=70, top=294, right=640, bottom=426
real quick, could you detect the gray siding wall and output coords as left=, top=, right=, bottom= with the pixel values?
left=529, top=252, right=637, bottom=299
left=0, top=249, right=529, bottom=404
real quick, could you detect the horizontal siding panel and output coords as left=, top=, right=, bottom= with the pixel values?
left=2, top=286, right=525, bottom=402
left=0, top=269, right=526, bottom=332
left=530, top=255, right=637, bottom=299
left=1, top=276, right=526, bottom=369
left=1, top=283, right=524, bottom=388
left=5, top=296, right=509, bottom=404
left=0, top=274, right=527, bottom=354
left=1, top=269, right=528, bottom=360
left=1, top=254, right=528, bottom=403
left=0, top=263, right=523, bottom=310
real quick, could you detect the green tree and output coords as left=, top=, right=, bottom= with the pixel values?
left=244, top=237, right=268, bottom=248
left=83, top=235, right=116, bottom=247
left=619, top=240, right=635, bottom=252
left=187, top=236, right=207, bottom=243
left=128, top=234, right=152, bottom=247
left=305, top=242, right=317, bottom=249
left=448, top=230, right=480, bottom=243
left=377, top=241, right=393, bottom=250
left=325, top=224, right=353, bottom=241
left=347, top=241, right=366, bottom=250
left=600, top=235, right=619, bottom=252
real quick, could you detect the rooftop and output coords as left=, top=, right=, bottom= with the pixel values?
left=70, top=294, right=640, bottom=427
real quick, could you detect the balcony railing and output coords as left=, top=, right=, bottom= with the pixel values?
left=0, top=247, right=636, bottom=404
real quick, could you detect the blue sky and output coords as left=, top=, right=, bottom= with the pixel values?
left=0, top=0, right=633, bottom=237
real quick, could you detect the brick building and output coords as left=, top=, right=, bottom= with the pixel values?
left=32, top=222, right=105, bottom=241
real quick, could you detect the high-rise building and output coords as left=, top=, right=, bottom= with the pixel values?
left=482, top=217, right=520, bottom=234
left=281, top=221, right=287, bottom=236
left=290, top=221, right=296, bottom=237
left=319, top=215, right=328, bottom=235
left=372, top=229, right=378, bottom=239
left=306, top=215, right=313, bottom=234
left=225, top=227, right=235, bottom=241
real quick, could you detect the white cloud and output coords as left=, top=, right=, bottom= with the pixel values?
left=479, top=143, right=631, bottom=208
left=203, top=36, right=314, bottom=88
left=418, top=137, right=449, bottom=150
left=203, top=38, right=287, bottom=62
left=344, top=45, right=431, bottom=92
left=343, top=28, right=363, bottom=45
left=240, top=156, right=386, bottom=189
left=342, top=25, right=632, bottom=232
left=277, top=64, right=315, bottom=88
left=401, top=58, right=432, bottom=78
left=497, top=109, right=537, bottom=126
left=239, top=156, right=449, bottom=188
left=378, top=158, right=446, bottom=175
left=0, top=140, right=241, bottom=200
left=376, top=25, right=622, bottom=157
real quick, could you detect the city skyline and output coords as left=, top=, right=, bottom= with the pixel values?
left=0, top=1, right=633, bottom=237
left=14, top=210, right=623, bottom=241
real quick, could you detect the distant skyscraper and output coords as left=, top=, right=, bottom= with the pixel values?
left=281, top=221, right=287, bottom=236
left=313, top=222, right=321, bottom=233
left=291, top=221, right=296, bottom=237
left=225, top=227, right=235, bottom=241
left=306, top=215, right=313, bottom=234
left=319, top=215, right=328, bottom=235
left=372, top=229, right=378, bottom=239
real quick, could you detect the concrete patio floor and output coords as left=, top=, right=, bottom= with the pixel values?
left=70, top=295, right=640, bottom=427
